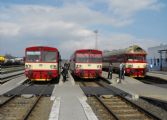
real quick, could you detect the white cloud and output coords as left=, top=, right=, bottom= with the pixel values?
left=0, top=5, right=97, bottom=39
left=0, top=1, right=164, bottom=38
left=0, top=2, right=165, bottom=57
left=106, top=0, right=164, bottom=17
left=0, top=3, right=136, bottom=43
left=0, top=22, right=20, bottom=37
left=99, top=33, right=161, bottom=52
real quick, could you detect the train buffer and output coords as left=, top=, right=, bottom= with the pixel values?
left=102, top=71, right=167, bottom=101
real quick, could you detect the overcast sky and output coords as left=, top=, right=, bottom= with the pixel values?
left=0, top=0, right=166, bottom=58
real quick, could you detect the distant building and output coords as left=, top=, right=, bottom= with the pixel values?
left=147, top=44, right=167, bottom=71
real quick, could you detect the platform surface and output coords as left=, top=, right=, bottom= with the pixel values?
left=50, top=72, right=97, bottom=120
left=0, top=75, right=27, bottom=95
left=102, top=71, right=167, bottom=101
left=146, top=71, right=167, bottom=81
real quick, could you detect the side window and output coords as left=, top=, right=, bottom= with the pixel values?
left=154, top=58, right=156, bottom=66
left=150, top=59, right=152, bottom=64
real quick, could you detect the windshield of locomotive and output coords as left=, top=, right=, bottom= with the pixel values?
left=76, top=53, right=89, bottom=62
left=42, top=51, right=57, bottom=62
left=127, top=55, right=146, bottom=61
left=89, top=54, right=102, bottom=62
left=76, top=53, right=102, bottom=63
left=26, top=51, right=41, bottom=62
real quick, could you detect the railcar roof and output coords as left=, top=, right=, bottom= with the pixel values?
left=26, top=46, right=58, bottom=51
left=75, top=49, right=102, bottom=54
left=103, top=45, right=147, bottom=56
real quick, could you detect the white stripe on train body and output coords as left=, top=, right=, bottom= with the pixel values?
left=25, top=63, right=58, bottom=70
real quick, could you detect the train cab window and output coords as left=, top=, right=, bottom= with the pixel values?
left=127, top=55, right=145, bottom=61
left=42, top=51, right=57, bottom=62
left=26, top=51, right=41, bottom=62
left=127, top=55, right=133, bottom=61
left=90, top=54, right=102, bottom=63
left=76, top=54, right=89, bottom=62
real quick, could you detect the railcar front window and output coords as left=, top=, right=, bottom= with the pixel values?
left=42, top=51, right=57, bottom=62
left=90, top=54, right=102, bottom=62
left=76, top=54, right=89, bottom=62
left=26, top=51, right=41, bottom=62
left=134, top=56, right=145, bottom=61
left=127, top=55, right=146, bottom=61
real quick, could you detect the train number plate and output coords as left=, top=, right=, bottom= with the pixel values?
left=39, top=64, right=43, bottom=67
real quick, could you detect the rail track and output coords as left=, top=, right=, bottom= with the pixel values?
left=0, top=72, right=25, bottom=86
left=0, top=83, right=52, bottom=120
left=135, top=76, right=167, bottom=89
left=0, top=66, right=24, bottom=74
left=88, top=95, right=159, bottom=120
left=0, top=65, right=24, bottom=68
left=75, top=78, right=160, bottom=120
left=0, top=74, right=24, bottom=85
left=141, top=97, right=167, bottom=111
left=77, top=80, right=102, bottom=87
left=136, top=76, right=167, bottom=84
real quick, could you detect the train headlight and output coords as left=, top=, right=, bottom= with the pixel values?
left=76, top=64, right=82, bottom=68
left=50, top=65, right=57, bottom=69
left=97, top=65, right=102, bottom=68
left=25, top=65, right=28, bottom=68
left=25, top=64, right=32, bottom=69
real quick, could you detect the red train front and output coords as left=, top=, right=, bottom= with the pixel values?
left=70, top=49, right=102, bottom=79
left=25, top=46, right=61, bottom=81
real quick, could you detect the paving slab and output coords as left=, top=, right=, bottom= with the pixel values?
left=146, top=72, right=167, bottom=81
left=102, top=71, right=167, bottom=101
left=0, top=75, right=27, bottom=95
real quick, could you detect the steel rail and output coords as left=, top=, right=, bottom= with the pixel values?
left=97, top=79, right=161, bottom=120
left=0, top=68, right=24, bottom=74
left=0, top=74, right=24, bottom=84
left=136, top=76, right=167, bottom=84
left=95, top=95, right=119, bottom=120
left=23, top=83, right=51, bottom=120
left=119, top=96, right=161, bottom=120
left=1, top=65, right=24, bottom=68
left=0, top=71, right=24, bottom=80
left=0, top=96, right=15, bottom=107
left=0, top=80, right=33, bottom=107
left=72, top=76, right=162, bottom=120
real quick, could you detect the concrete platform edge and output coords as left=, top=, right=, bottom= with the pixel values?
left=78, top=97, right=98, bottom=120
left=49, top=97, right=61, bottom=120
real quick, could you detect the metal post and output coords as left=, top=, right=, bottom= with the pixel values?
left=160, top=51, right=162, bottom=71
left=158, top=49, right=167, bottom=71
left=94, top=30, right=98, bottom=49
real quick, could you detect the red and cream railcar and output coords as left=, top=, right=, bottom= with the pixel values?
left=70, top=49, right=102, bottom=79
left=25, top=46, right=61, bottom=81
left=103, top=45, right=147, bottom=77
